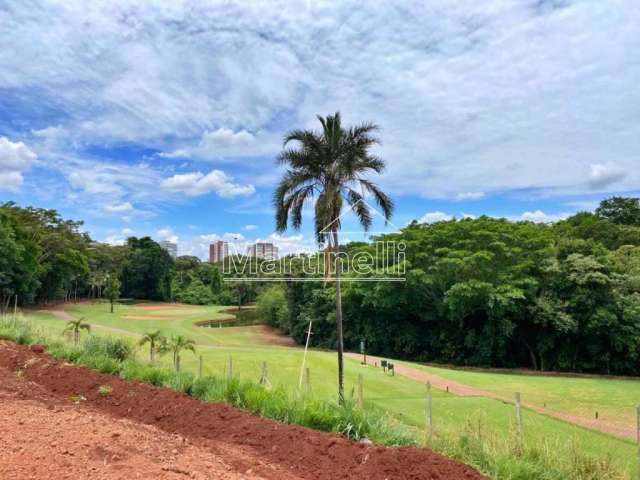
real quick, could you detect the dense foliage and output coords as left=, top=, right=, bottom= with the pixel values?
left=261, top=198, right=640, bottom=375
left=0, top=202, right=174, bottom=308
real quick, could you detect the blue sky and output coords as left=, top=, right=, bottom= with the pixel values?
left=1, top=0, right=639, bottom=258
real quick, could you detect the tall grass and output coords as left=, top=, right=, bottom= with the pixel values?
left=0, top=315, right=629, bottom=480
left=433, top=419, right=625, bottom=480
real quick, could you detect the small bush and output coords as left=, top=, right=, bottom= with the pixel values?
left=98, top=385, right=112, bottom=397
left=77, top=354, right=121, bottom=375
left=81, top=335, right=133, bottom=362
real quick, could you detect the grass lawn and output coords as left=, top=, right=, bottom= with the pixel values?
left=26, top=301, right=639, bottom=478
left=400, top=361, right=640, bottom=430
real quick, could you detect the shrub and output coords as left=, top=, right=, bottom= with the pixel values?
left=77, top=354, right=121, bottom=375
left=81, top=335, right=133, bottom=362
left=98, top=385, right=112, bottom=397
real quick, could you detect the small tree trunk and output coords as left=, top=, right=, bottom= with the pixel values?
left=176, top=354, right=181, bottom=373
left=74, top=330, right=79, bottom=346
left=110, top=300, right=114, bottom=313
left=333, top=230, right=345, bottom=405
left=150, top=344, right=155, bottom=363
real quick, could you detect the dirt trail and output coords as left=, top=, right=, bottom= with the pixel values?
left=0, top=342, right=486, bottom=480
left=345, top=352, right=634, bottom=440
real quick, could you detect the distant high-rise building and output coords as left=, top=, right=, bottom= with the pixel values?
left=246, top=242, right=279, bottom=260
left=159, top=240, right=178, bottom=259
left=209, top=240, right=229, bottom=263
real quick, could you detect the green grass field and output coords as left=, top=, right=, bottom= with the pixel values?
left=401, top=361, right=640, bottom=431
left=26, top=301, right=639, bottom=478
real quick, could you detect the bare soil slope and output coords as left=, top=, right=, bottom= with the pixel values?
left=0, top=342, right=485, bottom=480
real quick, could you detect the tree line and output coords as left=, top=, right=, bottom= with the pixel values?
left=0, top=201, right=256, bottom=310
left=258, top=197, right=640, bottom=376
left=2, top=197, right=640, bottom=375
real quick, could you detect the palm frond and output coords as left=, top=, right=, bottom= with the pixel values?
left=346, top=188, right=372, bottom=231
left=358, top=178, right=394, bottom=221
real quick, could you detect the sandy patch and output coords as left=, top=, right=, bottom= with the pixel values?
left=132, top=303, right=198, bottom=310
left=123, top=315, right=177, bottom=320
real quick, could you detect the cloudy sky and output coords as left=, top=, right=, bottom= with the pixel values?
left=1, top=0, right=639, bottom=258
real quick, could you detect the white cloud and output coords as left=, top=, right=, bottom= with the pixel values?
left=159, top=148, right=191, bottom=159
left=588, top=163, right=626, bottom=190
left=244, top=224, right=258, bottom=231
left=205, top=128, right=254, bottom=146
left=177, top=230, right=315, bottom=260
left=104, top=235, right=126, bottom=246
left=418, top=211, right=454, bottom=224
left=0, top=172, right=26, bottom=192
left=121, top=228, right=135, bottom=236
left=519, top=210, right=570, bottom=223
left=161, top=127, right=279, bottom=161
left=0, top=137, right=36, bottom=191
left=2, top=1, right=640, bottom=206
left=456, top=192, right=485, bottom=201
left=104, top=202, right=134, bottom=214
left=162, top=170, right=255, bottom=198
left=156, top=227, right=178, bottom=244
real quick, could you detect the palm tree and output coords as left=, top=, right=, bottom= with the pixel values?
left=64, top=317, right=91, bottom=346
left=274, top=112, right=393, bottom=403
left=138, top=330, right=165, bottom=363
left=165, top=335, right=196, bottom=372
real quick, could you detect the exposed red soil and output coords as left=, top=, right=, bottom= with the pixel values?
left=0, top=341, right=485, bottom=480
left=345, top=352, right=635, bottom=440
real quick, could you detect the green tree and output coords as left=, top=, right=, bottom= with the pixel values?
left=64, top=317, right=91, bottom=345
left=274, top=112, right=393, bottom=402
left=138, top=330, right=166, bottom=362
left=104, top=275, right=121, bottom=313
left=164, top=335, right=196, bottom=372
left=256, top=285, right=289, bottom=329
left=596, top=196, right=640, bottom=225
left=121, top=237, right=174, bottom=300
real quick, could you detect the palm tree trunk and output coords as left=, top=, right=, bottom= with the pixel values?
left=333, top=230, right=345, bottom=404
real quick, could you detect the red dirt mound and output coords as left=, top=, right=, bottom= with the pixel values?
left=0, top=342, right=486, bottom=480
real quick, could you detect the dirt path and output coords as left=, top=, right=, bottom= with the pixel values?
left=0, top=342, right=485, bottom=480
left=345, top=352, right=634, bottom=441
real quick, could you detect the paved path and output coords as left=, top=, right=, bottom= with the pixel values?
left=345, top=352, right=635, bottom=440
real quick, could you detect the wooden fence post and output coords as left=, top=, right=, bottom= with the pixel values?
left=426, top=382, right=433, bottom=445
left=357, top=374, right=364, bottom=407
left=259, top=361, right=269, bottom=386
left=515, top=392, right=523, bottom=451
